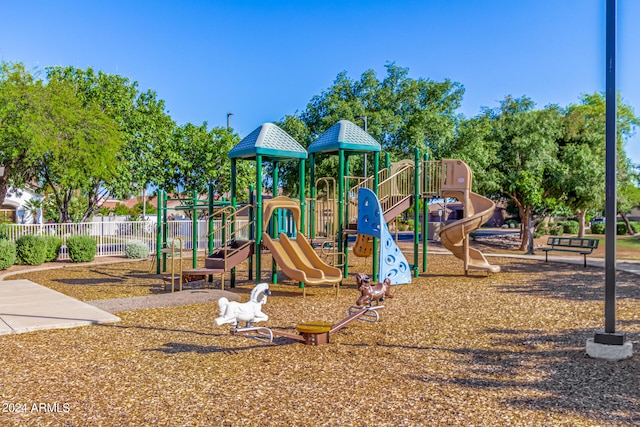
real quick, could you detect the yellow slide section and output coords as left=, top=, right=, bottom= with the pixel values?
left=438, top=191, right=501, bottom=273
left=261, top=232, right=342, bottom=285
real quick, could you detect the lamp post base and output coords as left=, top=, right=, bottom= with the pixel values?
left=586, top=338, right=633, bottom=361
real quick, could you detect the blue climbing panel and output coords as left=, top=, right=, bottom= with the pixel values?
left=357, top=188, right=412, bottom=285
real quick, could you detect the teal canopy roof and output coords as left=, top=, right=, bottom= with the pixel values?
left=308, top=120, right=381, bottom=154
left=228, top=123, right=308, bottom=160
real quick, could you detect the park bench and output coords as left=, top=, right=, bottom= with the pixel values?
left=539, top=237, right=599, bottom=267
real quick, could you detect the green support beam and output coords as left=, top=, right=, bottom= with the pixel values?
left=230, top=158, right=237, bottom=287
left=272, top=161, right=279, bottom=284
left=255, top=155, right=263, bottom=282
left=413, top=148, right=420, bottom=278
left=422, top=152, right=429, bottom=273
left=337, top=149, right=346, bottom=278
left=372, top=152, right=380, bottom=282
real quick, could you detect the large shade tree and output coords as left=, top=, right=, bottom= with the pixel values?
left=559, top=93, right=639, bottom=236
left=158, top=123, right=254, bottom=202
left=29, top=79, right=122, bottom=222
left=456, top=96, right=564, bottom=252
left=0, top=62, right=42, bottom=206
left=44, top=66, right=176, bottom=220
left=278, top=63, right=464, bottom=193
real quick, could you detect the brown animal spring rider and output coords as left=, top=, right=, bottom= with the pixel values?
left=228, top=273, right=392, bottom=345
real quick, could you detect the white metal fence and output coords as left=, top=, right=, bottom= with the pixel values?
left=1, top=220, right=251, bottom=261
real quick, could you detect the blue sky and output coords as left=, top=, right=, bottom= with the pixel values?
left=2, top=0, right=639, bottom=164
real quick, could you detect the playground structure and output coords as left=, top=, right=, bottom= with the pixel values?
left=153, top=120, right=499, bottom=294
left=261, top=196, right=342, bottom=297
left=356, top=187, right=412, bottom=285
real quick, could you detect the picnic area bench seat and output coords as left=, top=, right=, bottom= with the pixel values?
left=539, top=237, right=599, bottom=267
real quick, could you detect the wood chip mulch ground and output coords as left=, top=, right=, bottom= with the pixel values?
left=1, top=254, right=639, bottom=426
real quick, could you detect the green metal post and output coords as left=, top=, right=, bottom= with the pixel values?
left=337, top=149, right=346, bottom=278
left=208, top=182, right=214, bottom=255
left=310, top=155, right=316, bottom=238
left=248, top=184, right=254, bottom=281
left=156, top=189, right=163, bottom=274
left=255, top=155, right=263, bottom=282
left=413, top=148, right=420, bottom=278
left=299, top=159, right=306, bottom=234
left=192, top=190, right=198, bottom=268
left=299, top=159, right=306, bottom=290
left=271, top=161, right=279, bottom=284
left=207, top=182, right=215, bottom=286
left=343, top=154, right=350, bottom=277
left=373, top=152, right=380, bottom=282
left=162, top=190, right=168, bottom=273
left=385, top=152, right=391, bottom=170
left=422, top=152, right=429, bottom=273
left=230, top=158, right=237, bottom=287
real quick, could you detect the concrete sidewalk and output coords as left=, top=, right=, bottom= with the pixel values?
left=0, top=279, right=120, bottom=336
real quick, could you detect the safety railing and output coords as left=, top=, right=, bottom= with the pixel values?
left=207, top=204, right=254, bottom=259
left=421, top=160, right=444, bottom=197
left=345, top=163, right=415, bottom=224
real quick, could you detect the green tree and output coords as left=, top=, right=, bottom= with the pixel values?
left=45, top=66, right=176, bottom=213
left=113, top=203, right=130, bottom=216
left=115, top=90, right=175, bottom=203
left=158, top=123, right=253, bottom=201
left=28, top=79, right=122, bottom=222
left=557, top=142, right=603, bottom=237
left=0, top=62, right=41, bottom=206
left=461, top=96, right=564, bottom=252
left=617, top=160, right=640, bottom=234
left=559, top=93, right=639, bottom=235
left=279, top=63, right=464, bottom=193
left=22, top=198, right=42, bottom=224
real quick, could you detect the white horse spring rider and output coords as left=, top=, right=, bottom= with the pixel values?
left=215, top=283, right=271, bottom=327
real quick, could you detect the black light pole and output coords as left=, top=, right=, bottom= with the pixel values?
left=592, top=0, right=627, bottom=349
left=355, top=116, right=368, bottom=177
left=227, top=112, right=234, bottom=130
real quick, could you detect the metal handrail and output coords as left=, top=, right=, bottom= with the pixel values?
left=208, top=204, right=254, bottom=262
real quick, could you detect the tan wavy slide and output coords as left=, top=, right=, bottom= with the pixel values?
left=438, top=190, right=501, bottom=273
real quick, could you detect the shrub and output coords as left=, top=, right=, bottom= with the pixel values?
left=66, top=235, right=97, bottom=263
left=617, top=222, right=628, bottom=235
left=535, top=226, right=549, bottom=238
left=505, top=219, right=518, bottom=228
left=590, top=222, right=605, bottom=234
left=15, top=235, right=47, bottom=266
left=124, top=240, right=149, bottom=259
left=42, top=235, right=62, bottom=262
left=406, top=219, right=414, bottom=230
left=631, top=222, right=640, bottom=234
left=113, top=203, right=130, bottom=216
left=0, top=239, right=16, bottom=270
left=549, top=225, right=563, bottom=236
left=562, top=220, right=579, bottom=235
